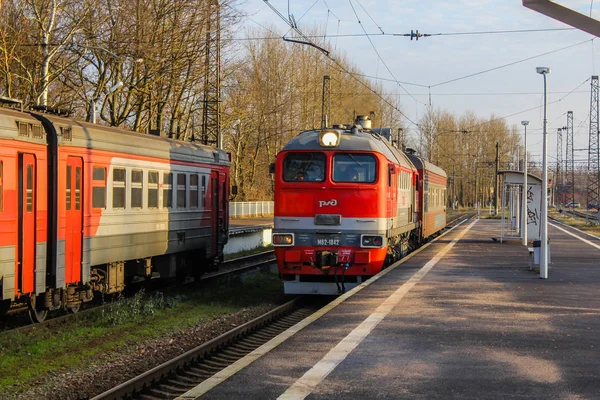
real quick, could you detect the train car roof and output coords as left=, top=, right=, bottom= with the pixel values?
left=0, top=107, right=48, bottom=146
left=31, top=111, right=229, bottom=166
left=406, top=153, right=447, bottom=178
left=281, top=128, right=416, bottom=170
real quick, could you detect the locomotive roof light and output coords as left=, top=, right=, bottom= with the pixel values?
left=319, top=129, right=341, bottom=147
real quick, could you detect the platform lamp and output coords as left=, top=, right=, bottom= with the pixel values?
left=536, top=66, right=551, bottom=279
left=521, top=120, right=529, bottom=247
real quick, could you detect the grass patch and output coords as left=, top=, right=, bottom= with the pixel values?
left=0, top=270, right=283, bottom=395
left=549, top=209, right=600, bottom=236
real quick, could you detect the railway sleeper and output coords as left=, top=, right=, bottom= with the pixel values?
left=167, top=374, right=198, bottom=385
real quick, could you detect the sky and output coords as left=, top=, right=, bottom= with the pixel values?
left=234, top=0, right=600, bottom=166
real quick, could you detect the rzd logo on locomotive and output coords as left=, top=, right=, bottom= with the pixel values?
left=318, top=199, right=338, bottom=207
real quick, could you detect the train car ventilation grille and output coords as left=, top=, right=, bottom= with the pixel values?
left=17, top=121, right=29, bottom=137
left=32, top=124, right=43, bottom=138
left=315, top=214, right=341, bottom=225
left=61, top=126, right=72, bottom=141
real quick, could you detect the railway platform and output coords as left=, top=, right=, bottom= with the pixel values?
left=180, top=217, right=600, bottom=399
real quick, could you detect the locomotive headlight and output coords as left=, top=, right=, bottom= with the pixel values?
left=319, top=130, right=340, bottom=147
left=361, top=235, right=384, bottom=248
left=273, top=233, right=294, bottom=247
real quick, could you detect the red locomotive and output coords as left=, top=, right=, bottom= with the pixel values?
left=0, top=100, right=230, bottom=321
left=272, top=116, right=446, bottom=295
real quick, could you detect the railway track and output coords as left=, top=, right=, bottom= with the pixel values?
left=92, top=212, right=474, bottom=400
left=0, top=250, right=275, bottom=334
left=92, top=297, right=317, bottom=400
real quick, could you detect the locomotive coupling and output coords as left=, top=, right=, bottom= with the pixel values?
left=315, top=250, right=339, bottom=270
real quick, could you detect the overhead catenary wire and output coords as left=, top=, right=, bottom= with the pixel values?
left=231, top=27, right=576, bottom=41
left=347, top=0, right=426, bottom=106
left=430, top=39, right=594, bottom=88
left=262, top=0, right=421, bottom=127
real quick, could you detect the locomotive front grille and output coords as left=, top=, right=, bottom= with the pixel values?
left=314, top=214, right=342, bottom=225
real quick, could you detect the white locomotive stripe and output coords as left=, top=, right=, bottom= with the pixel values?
left=275, top=216, right=392, bottom=231
left=550, top=222, right=600, bottom=251
left=277, top=218, right=478, bottom=400
left=175, top=217, right=472, bottom=400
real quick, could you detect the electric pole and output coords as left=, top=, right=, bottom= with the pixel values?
left=495, top=142, right=499, bottom=215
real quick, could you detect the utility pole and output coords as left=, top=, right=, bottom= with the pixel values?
left=452, top=165, right=456, bottom=210
left=495, top=142, right=499, bottom=215
left=556, top=127, right=563, bottom=206
left=587, top=76, right=600, bottom=223
left=202, top=0, right=221, bottom=146
left=565, top=111, right=575, bottom=207
left=321, top=75, right=331, bottom=129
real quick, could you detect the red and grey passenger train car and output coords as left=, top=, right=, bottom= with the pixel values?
left=0, top=103, right=230, bottom=321
left=272, top=118, right=447, bottom=295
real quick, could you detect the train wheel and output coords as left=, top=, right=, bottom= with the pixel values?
left=28, top=295, right=48, bottom=323
left=67, top=303, right=81, bottom=314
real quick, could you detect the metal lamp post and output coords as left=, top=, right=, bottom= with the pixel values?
left=91, top=81, right=123, bottom=124
left=521, top=120, right=529, bottom=246
left=537, top=66, right=551, bottom=279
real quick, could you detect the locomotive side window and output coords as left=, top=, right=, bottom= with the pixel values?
left=163, top=173, right=173, bottom=208
left=113, top=168, right=126, bottom=209
left=148, top=171, right=159, bottom=209
left=333, top=154, right=376, bottom=183
left=131, top=169, right=143, bottom=208
left=190, top=174, right=199, bottom=208
left=0, top=161, right=3, bottom=212
left=92, top=167, right=107, bottom=209
left=283, top=153, right=325, bottom=182
left=177, top=173, right=187, bottom=208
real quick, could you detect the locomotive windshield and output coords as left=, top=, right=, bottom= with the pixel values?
left=333, top=154, right=376, bottom=183
left=283, top=152, right=326, bottom=182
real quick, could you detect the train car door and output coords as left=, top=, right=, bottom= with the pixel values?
left=65, top=157, right=83, bottom=284
left=18, top=153, right=36, bottom=294
left=218, top=172, right=228, bottom=245
left=210, top=171, right=219, bottom=256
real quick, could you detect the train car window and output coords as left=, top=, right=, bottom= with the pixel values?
left=148, top=171, right=159, bottom=209
left=112, top=168, right=126, bottom=209
left=190, top=174, right=199, bottom=208
left=177, top=173, right=186, bottom=208
left=75, top=167, right=81, bottom=210
left=92, top=167, right=106, bottom=209
left=131, top=169, right=143, bottom=208
left=163, top=173, right=173, bottom=208
left=66, top=165, right=72, bottom=211
left=201, top=176, right=207, bottom=207
left=27, top=165, right=34, bottom=212
left=283, top=153, right=325, bottom=182
left=333, top=154, right=376, bottom=183
left=0, top=161, right=3, bottom=212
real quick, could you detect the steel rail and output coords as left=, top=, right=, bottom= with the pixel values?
left=91, top=297, right=303, bottom=400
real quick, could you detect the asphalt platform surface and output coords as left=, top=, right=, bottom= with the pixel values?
left=181, top=218, right=600, bottom=399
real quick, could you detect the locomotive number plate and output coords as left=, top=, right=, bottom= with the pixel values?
left=316, top=238, right=340, bottom=246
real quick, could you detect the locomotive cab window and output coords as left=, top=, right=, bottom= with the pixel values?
left=333, top=154, right=376, bottom=183
left=283, top=152, right=325, bottom=182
